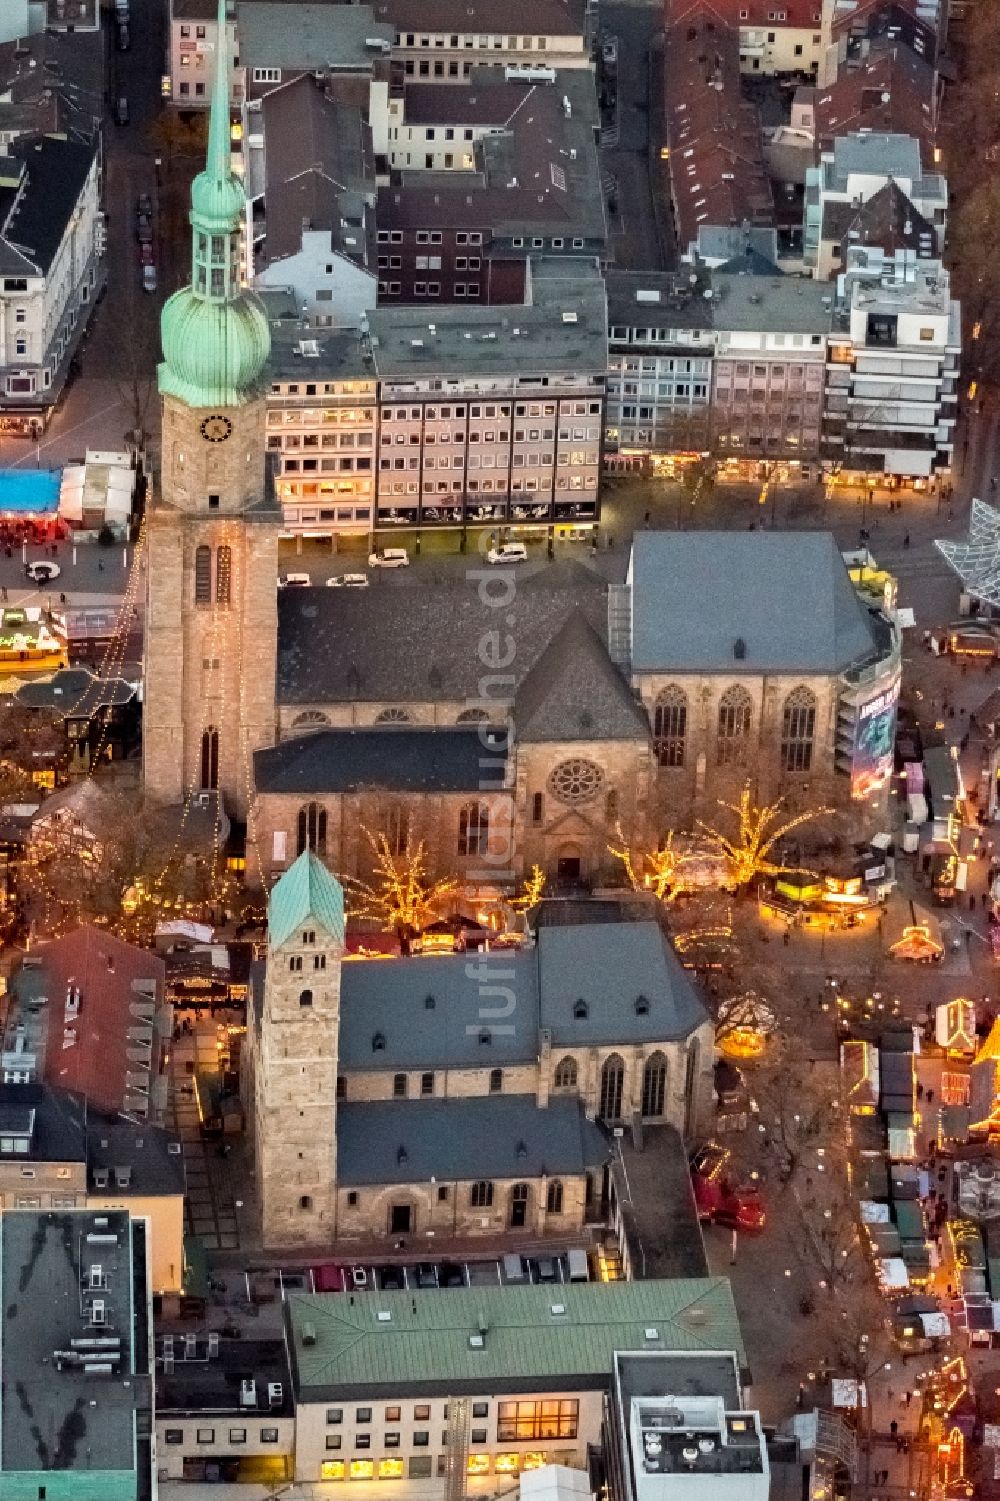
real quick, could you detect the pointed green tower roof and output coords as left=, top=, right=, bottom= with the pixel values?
left=268, top=852, right=346, bottom=949
left=159, top=0, right=270, bottom=409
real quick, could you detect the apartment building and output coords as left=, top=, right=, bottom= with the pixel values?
left=605, top=270, right=714, bottom=472
left=710, top=274, right=830, bottom=478
left=370, top=268, right=605, bottom=532
left=819, top=0, right=943, bottom=87
left=824, top=245, right=959, bottom=483
left=237, top=2, right=394, bottom=104
left=605, top=1351, right=769, bottom=1501
left=666, top=0, right=823, bottom=76
left=375, top=68, right=605, bottom=306
left=374, top=0, right=594, bottom=82
left=168, top=0, right=239, bottom=107
left=287, top=1282, right=746, bottom=1492
left=804, top=131, right=946, bottom=279
left=264, top=263, right=606, bottom=538
left=266, top=318, right=378, bottom=534
left=0, top=136, right=103, bottom=433
left=0, top=1209, right=155, bottom=1501
left=246, top=74, right=377, bottom=324
left=662, top=3, right=774, bottom=256
left=156, top=1336, right=295, bottom=1485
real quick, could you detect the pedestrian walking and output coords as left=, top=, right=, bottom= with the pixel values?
left=905, top=1390, right=913, bottom=1407
left=904, top=531, right=911, bottom=547
left=890, top=1420, right=898, bottom=1438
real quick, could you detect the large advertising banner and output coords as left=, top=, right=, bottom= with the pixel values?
left=851, top=673, right=900, bottom=799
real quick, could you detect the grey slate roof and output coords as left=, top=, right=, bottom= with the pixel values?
left=537, top=920, right=708, bottom=1043
left=276, top=561, right=606, bottom=705
left=0, top=1082, right=85, bottom=1164
left=237, top=2, right=394, bottom=71
left=339, top=951, right=540, bottom=1070
left=336, top=1093, right=608, bottom=1184
left=513, top=612, right=649, bottom=744
left=628, top=531, right=881, bottom=675
left=17, top=669, right=136, bottom=716
left=336, top=914, right=707, bottom=1071
left=254, top=726, right=508, bottom=794
left=0, top=137, right=97, bottom=277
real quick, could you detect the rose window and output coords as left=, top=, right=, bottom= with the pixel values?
left=548, top=758, right=604, bottom=805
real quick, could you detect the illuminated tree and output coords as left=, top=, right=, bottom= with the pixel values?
left=512, top=864, right=546, bottom=912
left=343, top=829, right=457, bottom=941
left=696, top=783, right=829, bottom=889
left=607, top=824, right=695, bottom=901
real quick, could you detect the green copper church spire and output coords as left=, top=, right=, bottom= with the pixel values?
left=158, top=0, right=270, bottom=409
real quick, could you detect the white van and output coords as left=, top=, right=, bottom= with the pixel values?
left=278, top=573, right=312, bottom=588
left=567, top=1248, right=589, bottom=1282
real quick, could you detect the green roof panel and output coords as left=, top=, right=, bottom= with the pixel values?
left=268, top=851, right=345, bottom=950
left=286, top=1280, right=745, bottom=1399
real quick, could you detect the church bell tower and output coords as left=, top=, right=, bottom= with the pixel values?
left=143, top=0, right=278, bottom=818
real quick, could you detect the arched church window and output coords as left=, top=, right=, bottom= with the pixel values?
left=200, top=727, right=219, bottom=791
left=194, top=545, right=212, bottom=605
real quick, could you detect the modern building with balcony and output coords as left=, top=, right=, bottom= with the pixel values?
left=263, top=261, right=606, bottom=539
left=604, top=270, right=714, bottom=474
left=605, top=1350, right=769, bottom=1501
left=824, top=245, right=960, bottom=484
left=803, top=132, right=946, bottom=279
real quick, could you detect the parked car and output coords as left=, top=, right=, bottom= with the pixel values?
left=368, top=548, right=409, bottom=568
left=26, top=561, right=60, bottom=583
left=690, top=1141, right=766, bottom=1234
left=114, top=95, right=129, bottom=126
left=326, top=573, right=369, bottom=588
left=140, top=242, right=154, bottom=266
left=136, top=212, right=153, bottom=243
left=116, top=21, right=130, bottom=49
left=137, top=192, right=153, bottom=217
left=142, top=264, right=157, bottom=294
left=486, top=541, right=528, bottom=566
left=278, top=572, right=312, bottom=588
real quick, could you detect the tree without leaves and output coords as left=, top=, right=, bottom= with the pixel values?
left=607, top=823, right=698, bottom=901
left=696, top=783, right=830, bottom=889
left=342, top=826, right=458, bottom=943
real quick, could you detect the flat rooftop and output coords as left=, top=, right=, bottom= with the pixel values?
left=156, top=1337, right=293, bottom=1417
left=0, top=1209, right=141, bottom=1476
left=287, top=1279, right=745, bottom=1400
left=369, top=274, right=607, bottom=380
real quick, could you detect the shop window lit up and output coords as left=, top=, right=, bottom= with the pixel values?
left=378, top=1460, right=405, bottom=1479
left=467, top=1454, right=491, bottom=1475
left=495, top=1454, right=521, bottom=1474
left=523, top=1453, right=547, bottom=1470
left=321, top=1461, right=346, bottom=1481
left=350, top=1461, right=375, bottom=1480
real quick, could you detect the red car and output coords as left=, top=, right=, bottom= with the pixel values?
left=691, top=1142, right=766, bottom=1233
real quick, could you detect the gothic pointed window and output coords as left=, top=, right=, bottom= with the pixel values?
left=653, top=686, right=687, bottom=767
left=200, top=727, right=219, bottom=790
left=297, top=801, right=327, bottom=857
left=194, top=544, right=211, bottom=605
left=717, top=685, right=753, bottom=765
left=458, top=801, right=489, bottom=857
left=781, top=686, right=817, bottom=772
left=641, top=1052, right=668, bottom=1118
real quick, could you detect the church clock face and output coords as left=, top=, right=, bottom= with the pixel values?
left=200, top=414, right=233, bottom=443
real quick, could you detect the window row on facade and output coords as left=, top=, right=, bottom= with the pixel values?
left=652, top=683, right=817, bottom=772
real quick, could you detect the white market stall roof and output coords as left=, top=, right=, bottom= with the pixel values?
left=59, top=451, right=135, bottom=524
left=878, top=1257, right=909, bottom=1289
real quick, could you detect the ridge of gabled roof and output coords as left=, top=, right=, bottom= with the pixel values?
left=514, top=610, right=648, bottom=743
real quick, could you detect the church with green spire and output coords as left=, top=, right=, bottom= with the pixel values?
left=159, top=0, right=270, bottom=411
left=143, top=0, right=280, bottom=818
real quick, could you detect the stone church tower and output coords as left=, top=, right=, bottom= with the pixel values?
left=143, top=0, right=278, bottom=818
left=254, top=852, right=344, bottom=1248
